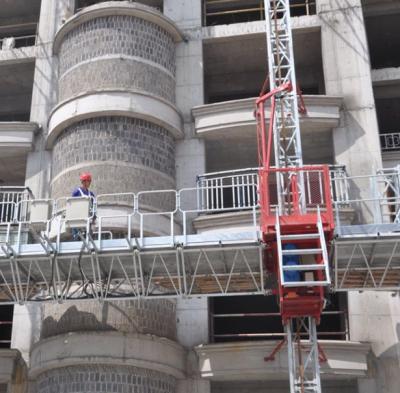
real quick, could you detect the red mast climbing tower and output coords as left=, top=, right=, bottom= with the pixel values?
left=256, top=1, right=334, bottom=392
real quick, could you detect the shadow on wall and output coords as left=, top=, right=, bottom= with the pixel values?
left=41, top=305, right=117, bottom=338
left=332, top=111, right=366, bottom=158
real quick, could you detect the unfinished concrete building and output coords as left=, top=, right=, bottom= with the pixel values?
left=0, top=1, right=399, bottom=393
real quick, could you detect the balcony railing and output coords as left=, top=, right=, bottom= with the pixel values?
left=0, top=34, right=37, bottom=50
left=0, top=187, right=33, bottom=224
left=196, top=165, right=349, bottom=212
left=380, top=132, right=400, bottom=152
left=203, top=0, right=316, bottom=26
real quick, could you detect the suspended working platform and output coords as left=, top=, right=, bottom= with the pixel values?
left=1, top=164, right=400, bottom=305
left=0, top=230, right=266, bottom=304
left=334, top=228, right=400, bottom=292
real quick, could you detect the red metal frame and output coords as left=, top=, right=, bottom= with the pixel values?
left=256, top=83, right=335, bottom=324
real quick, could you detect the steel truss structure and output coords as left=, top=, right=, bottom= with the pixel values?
left=264, top=0, right=303, bottom=171
left=334, top=236, right=400, bottom=292
left=286, top=317, right=322, bottom=393
left=0, top=231, right=266, bottom=304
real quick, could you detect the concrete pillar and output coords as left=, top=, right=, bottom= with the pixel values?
left=319, top=0, right=383, bottom=225
left=349, top=292, right=400, bottom=393
left=164, top=5, right=209, bottom=393
left=319, top=0, right=383, bottom=178
left=319, top=3, right=400, bottom=392
left=11, top=0, right=75, bottom=366
left=25, top=0, right=75, bottom=199
left=165, top=0, right=206, bottom=192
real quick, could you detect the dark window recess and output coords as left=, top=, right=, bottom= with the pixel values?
left=210, top=293, right=348, bottom=343
left=75, top=0, right=163, bottom=12
left=376, top=98, right=400, bottom=134
left=366, top=14, right=400, bottom=69
left=208, top=92, right=260, bottom=104
left=0, top=305, right=13, bottom=349
left=0, top=114, right=30, bottom=122
left=203, top=0, right=316, bottom=26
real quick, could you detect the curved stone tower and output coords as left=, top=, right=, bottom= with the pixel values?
left=31, top=2, right=185, bottom=391
left=48, top=1, right=183, bottom=234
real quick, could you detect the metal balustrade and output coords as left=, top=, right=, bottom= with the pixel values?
left=0, top=187, right=33, bottom=224
left=3, top=166, right=399, bottom=243
left=334, top=168, right=400, bottom=235
left=380, top=132, right=400, bottom=151
left=0, top=34, right=37, bottom=50
left=0, top=166, right=350, bottom=230
left=197, top=165, right=350, bottom=212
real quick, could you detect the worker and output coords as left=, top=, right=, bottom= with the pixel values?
left=72, top=172, right=95, bottom=199
left=71, top=172, right=95, bottom=240
left=282, top=243, right=301, bottom=282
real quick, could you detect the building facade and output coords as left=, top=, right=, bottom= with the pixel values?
left=0, top=1, right=399, bottom=393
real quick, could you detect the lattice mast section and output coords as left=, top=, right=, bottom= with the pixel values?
left=263, top=0, right=304, bottom=211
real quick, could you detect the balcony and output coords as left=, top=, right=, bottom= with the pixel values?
left=381, top=132, right=400, bottom=167
left=0, top=0, right=40, bottom=64
left=193, top=96, right=341, bottom=166
left=193, top=96, right=342, bottom=138
left=0, top=349, right=27, bottom=391
left=195, top=340, right=370, bottom=381
left=380, top=132, right=400, bottom=153
left=193, top=166, right=353, bottom=234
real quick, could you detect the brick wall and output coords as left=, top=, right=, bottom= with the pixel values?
left=41, top=299, right=177, bottom=340
left=35, top=365, right=176, bottom=393
left=59, top=15, right=175, bottom=76
left=52, top=116, right=175, bottom=177
left=59, top=58, right=175, bottom=103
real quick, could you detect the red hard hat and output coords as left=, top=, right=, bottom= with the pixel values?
left=80, top=172, right=92, bottom=182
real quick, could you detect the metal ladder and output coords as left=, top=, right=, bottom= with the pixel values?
left=276, top=209, right=331, bottom=288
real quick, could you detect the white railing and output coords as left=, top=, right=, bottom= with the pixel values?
left=380, top=132, right=400, bottom=151
left=0, top=34, right=37, bottom=50
left=334, top=168, right=400, bottom=234
left=197, top=165, right=350, bottom=211
left=329, top=165, right=349, bottom=204
left=196, top=168, right=260, bottom=211
left=0, top=187, right=33, bottom=224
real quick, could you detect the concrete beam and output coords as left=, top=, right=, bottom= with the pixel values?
left=192, top=96, right=342, bottom=139
left=47, top=91, right=184, bottom=148
left=0, top=46, right=35, bottom=65
left=0, top=349, right=27, bottom=392
left=195, top=340, right=370, bottom=381
left=372, top=67, right=400, bottom=86
left=30, top=331, right=187, bottom=380
left=202, top=15, right=321, bottom=42
left=193, top=208, right=355, bottom=235
left=0, top=121, right=38, bottom=151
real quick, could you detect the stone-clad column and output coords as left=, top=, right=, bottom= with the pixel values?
left=49, top=2, right=183, bottom=203
left=30, top=3, right=186, bottom=393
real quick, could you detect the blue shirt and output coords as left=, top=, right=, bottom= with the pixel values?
left=72, top=187, right=95, bottom=198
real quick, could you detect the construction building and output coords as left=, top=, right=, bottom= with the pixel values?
left=0, top=1, right=399, bottom=392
